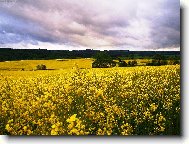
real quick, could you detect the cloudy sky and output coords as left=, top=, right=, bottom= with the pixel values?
left=0, top=0, right=180, bottom=51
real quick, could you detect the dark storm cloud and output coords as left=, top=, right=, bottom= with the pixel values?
left=0, top=0, right=180, bottom=50
left=148, top=0, right=180, bottom=49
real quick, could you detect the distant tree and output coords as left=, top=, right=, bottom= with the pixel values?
left=173, top=60, right=180, bottom=65
left=117, top=58, right=127, bottom=67
left=36, top=64, right=47, bottom=70
left=146, top=54, right=168, bottom=66
left=93, top=52, right=113, bottom=62
left=131, top=60, right=137, bottom=66
left=153, top=54, right=162, bottom=65
left=160, top=59, right=168, bottom=65
left=169, top=56, right=180, bottom=65
left=127, top=60, right=137, bottom=67
left=92, top=52, right=116, bottom=68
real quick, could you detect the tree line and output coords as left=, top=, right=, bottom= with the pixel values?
left=92, top=52, right=180, bottom=68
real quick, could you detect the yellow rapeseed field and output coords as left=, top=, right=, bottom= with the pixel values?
left=0, top=59, right=93, bottom=71
left=0, top=64, right=180, bottom=135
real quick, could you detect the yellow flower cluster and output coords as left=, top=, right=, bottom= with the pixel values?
left=0, top=65, right=180, bottom=135
left=66, top=114, right=88, bottom=135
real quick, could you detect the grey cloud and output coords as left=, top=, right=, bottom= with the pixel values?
left=0, top=0, right=180, bottom=50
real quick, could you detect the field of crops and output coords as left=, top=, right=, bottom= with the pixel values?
left=0, top=64, right=180, bottom=135
left=0, top=59, right=93, bottom=71
left=0, top=58, right=151, bottom=71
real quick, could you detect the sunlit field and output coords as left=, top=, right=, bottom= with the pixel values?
left=0, top=59, right=155, bottom=71
left=0, top=60, right=180, bottom=135
left=0, top=59, right=93, bottom=71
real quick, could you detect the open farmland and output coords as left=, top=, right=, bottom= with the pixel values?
left=0, top=61, right=180, bottom=135
left=0, top=58, right=154, bottom=71
left=0, top=59, right=93, bottom=71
